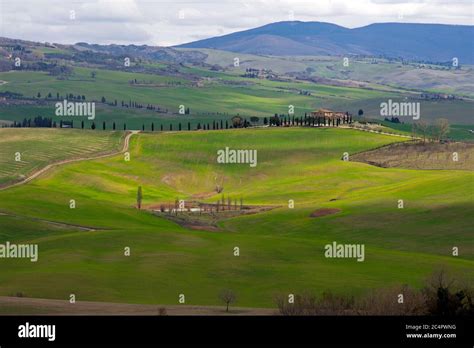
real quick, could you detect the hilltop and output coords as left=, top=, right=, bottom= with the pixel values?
left=178, top=21, right=474, bottom=64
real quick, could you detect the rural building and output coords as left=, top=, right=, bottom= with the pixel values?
left=310, top=108, right=350, bottom=122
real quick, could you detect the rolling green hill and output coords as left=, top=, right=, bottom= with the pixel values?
left=0, top=127, right=472, bottom=307
left=0, top=129, right=123, bottom=186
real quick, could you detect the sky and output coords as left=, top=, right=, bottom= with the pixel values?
left=0, top=0, right=473, bottom=46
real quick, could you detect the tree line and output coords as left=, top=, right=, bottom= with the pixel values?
left=4, top=112, right=353, bottom=131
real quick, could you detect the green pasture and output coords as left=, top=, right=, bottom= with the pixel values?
left=0, top=127, right=472, bottom=307
left=0, top=129, right=123, bottom=185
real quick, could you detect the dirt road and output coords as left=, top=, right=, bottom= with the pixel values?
left=0, top=296, right=277, bottom=315
left=0, top=130, right=139, bottom=191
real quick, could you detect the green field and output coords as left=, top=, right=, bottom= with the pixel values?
left=1, top=63, right=473, bottom=127
left=0, top=127, right=472, bottom=307
left=379, top=121, right=474, bottom=142
left=0, top=67, right=394, bottom=117
left=0, top=129, right=123, bottom=185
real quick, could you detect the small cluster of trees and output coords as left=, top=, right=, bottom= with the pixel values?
left=0, top=91, right=23, bottom=99
left=275, top=270, right=473, bottom=316
left=385, top=116, right=401, bottom=123
left=264, top=113, right=352, bottom=128
left=215, top=195, right=243, bottom=212
left=242, top=68, right=260, bottom=78
left=6, top=116, right=54, bottom=128
left=412, top=119, right=450, bottom=143
left=156, top=196, right=244, bottom=215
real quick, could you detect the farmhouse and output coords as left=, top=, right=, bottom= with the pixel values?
left=311, top=108, right=347, bottom=120
left=310, top=108, right=351, bottom=125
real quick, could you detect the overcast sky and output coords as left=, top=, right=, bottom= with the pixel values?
left=0, top=0, right=472, bottom=46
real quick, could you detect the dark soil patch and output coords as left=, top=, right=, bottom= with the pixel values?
left=310, top=208, right=341, bottom=218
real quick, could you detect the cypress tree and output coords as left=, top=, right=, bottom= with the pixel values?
left=137, top=186, right=142, bottom=210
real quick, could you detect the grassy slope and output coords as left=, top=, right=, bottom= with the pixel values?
left=0, top=67, right=392, bottom=116
left=0, top=129, right=123, bottom=185
left=0, top=127, right=472, bottom=307
left=380, top=121, right=474, bottom=142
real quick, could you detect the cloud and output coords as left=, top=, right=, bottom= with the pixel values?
left=0, top=0, right=472, bottom=46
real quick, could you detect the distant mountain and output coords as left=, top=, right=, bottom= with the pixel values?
left=177, top=21, right=474, bottom=64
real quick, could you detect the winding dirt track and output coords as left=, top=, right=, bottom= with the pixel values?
left=0, top=130, right=139, bottom=191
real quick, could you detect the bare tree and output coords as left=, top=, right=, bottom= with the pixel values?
left=414, top=120, right=430, bottom=143
left=358, top=285, right=426, bottom=315
left=215, top=176, right=224, bottom=193
left=219, top=289, right=236, bottom=312
left=411, top=122, right=417, bottom=139
left=434, top=118, right=450, bottom=142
